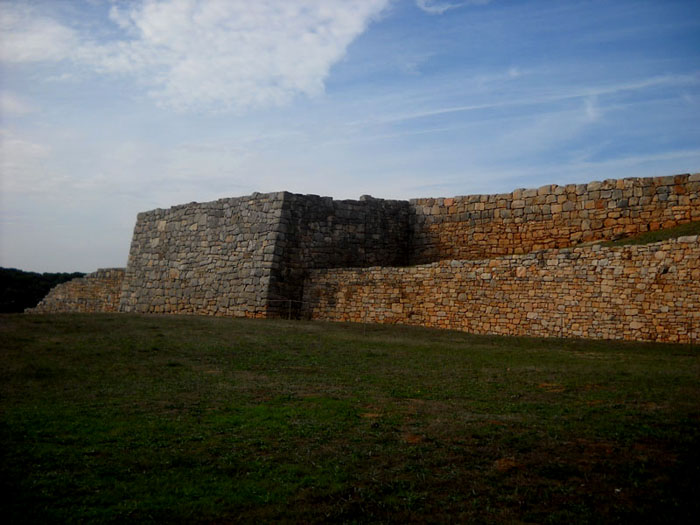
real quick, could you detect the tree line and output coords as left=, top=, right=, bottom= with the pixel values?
left=0, top=268, right=85, bottom=313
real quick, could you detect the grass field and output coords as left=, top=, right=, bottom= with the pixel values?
left=1, top=314, right=698, bottom=523
left=601, top=219, right=700, bottom=247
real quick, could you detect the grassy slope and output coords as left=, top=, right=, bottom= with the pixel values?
left=601, top=219, right=700, bottom=247
left=1, top=314, right=699, bottom=523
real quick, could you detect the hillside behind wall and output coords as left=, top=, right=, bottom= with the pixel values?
left=27, top=269, right=125, bottom=314
left=410, top=174, right=700, bottom=263
left=302, top=236, right=700, bottom=344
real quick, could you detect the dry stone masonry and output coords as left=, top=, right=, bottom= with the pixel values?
left=119, top=192, right=409, bottom=318
left=28, top=269, right=125, bottom=313
left=119, top=193, right=284, bottom=317
left=28, top=173, right=700, bottom=343
left=270, top=193, right=409, bottom=317
left=410, top=173, right=699, bottom=263
left=301, top=237, right=700, bottom=344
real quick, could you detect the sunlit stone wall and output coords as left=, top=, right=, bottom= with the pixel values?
left=30, top=172, right=700, bottom=342
left=410, top=174, right=700, bottom=263
left=118, top=192, right=410, bottom=317
left=302, top=236, right=700, bottom=344
left=118, top=193, right=285, bottom=317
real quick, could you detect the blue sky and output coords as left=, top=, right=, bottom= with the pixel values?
left=1, top=0, right=699, bottom=272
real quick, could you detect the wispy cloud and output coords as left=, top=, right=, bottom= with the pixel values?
left=416, top=0, right=491, bottom=15
left=0, top=91, right=36, bottom=116
left=1, top=0, right=698, bottom=272
left=354, top=73, right=699, bottom=126
left=0, top=129, right=54, bottom=193
left=563, top=149, right=700, bottom=173
left=0, top=3, right=77, bottom=63
left=0, top=0, right=391, bottom=112
left=583, top=96, right=601, bottom=122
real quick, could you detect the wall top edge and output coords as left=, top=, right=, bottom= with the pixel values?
left=408, top=172, right=698, bottom=204
left=134, top=171, right=698, bottom=219
left=89, top=268, right=126, bottom=276
left=136, top=191, right=409, bottom=218
left=137, top=191, right=286, bottom=218
left=306, top=235, right=700, bottom=273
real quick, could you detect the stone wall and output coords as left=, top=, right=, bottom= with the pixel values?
left=29, top=172, right=700, bottom=343
left=119, top=193, right=285, bottom=317
left=269, top=194, right=409, bottom=317
left=27, top=269, right=125, bottom=314
left=301, top=236, right=700, bottom=343
left=118, top=192, right=410, bottom=318
left=410, top=174, right=700, bottom=264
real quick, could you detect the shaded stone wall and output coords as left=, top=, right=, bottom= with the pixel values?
left=118, top=193, right=286, bottom=317
left=118, top=192, right=411, bottom=318
left=27, top=269, right=125, bottom=314
left=30, top=172, right=700, bottom=342
left=301, top=236, right=700, bottom=343
left=410, top=174, right=700, bottom=264
left=269, top=194, right=410, bottom=316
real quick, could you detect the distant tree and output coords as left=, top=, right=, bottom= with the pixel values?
left=0, top=268, right=85, bottom=313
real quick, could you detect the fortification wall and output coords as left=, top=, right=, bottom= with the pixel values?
left=301, top=236, right=700, bottom=343
left=410, top=174, right=700, bottom=264
left=117, top=192, right=410, bottom=318
left=30, top=172, right=699, bottom=342
left=270, top=194, right=409, bottom=316
left=27, top=269, right=125, bottom=314
left=118, top=193, right=286, bottom=317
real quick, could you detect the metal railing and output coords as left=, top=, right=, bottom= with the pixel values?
left=267, top=296, right=308, bottom=320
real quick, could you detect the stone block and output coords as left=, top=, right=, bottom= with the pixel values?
left=37, top=171, right=697, bottom=344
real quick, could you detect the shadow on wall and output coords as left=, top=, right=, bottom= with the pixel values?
left=26, top=173, right=700, bottom=343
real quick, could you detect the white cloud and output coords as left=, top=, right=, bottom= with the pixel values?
left=0, top=91, right=36, bottom=116
left=584, top=96, right=601, bottom=122
left=0, top=3, right=77, bottom=62
left=0, top=129, right=55, bottom=193
left=0, top=0, right=391, bottom=112
left=416, top=0, right=491, bottom=15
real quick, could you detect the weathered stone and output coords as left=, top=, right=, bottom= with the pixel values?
left=302, top=236, right=699, bottom=344
left=115, top=191, right=411, bottom=319
left=27, top=269, right=125, bottom=313
left=36, top=173, right=700, bottom=343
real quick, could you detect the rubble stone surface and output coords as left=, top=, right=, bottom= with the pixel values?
left=301, top=237, right=700, bottom=343
left=31, top=174, right=700, bottom=343
left=27, top=269, right=124, bottom=313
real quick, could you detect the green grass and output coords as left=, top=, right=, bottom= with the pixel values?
left=601, top=219, right=700, bottom=247
left=1, top=314, right=699, bottom=523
